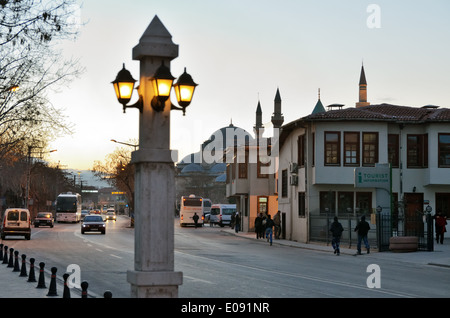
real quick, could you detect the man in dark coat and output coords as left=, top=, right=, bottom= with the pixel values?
left=354, top=215, right=370, bottom=254
left=255, top=213, right=263, bottom=239
left=329, top=216, right=344, bottom=255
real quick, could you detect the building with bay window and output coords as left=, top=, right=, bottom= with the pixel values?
left=278, top=66, right=450, bottom=243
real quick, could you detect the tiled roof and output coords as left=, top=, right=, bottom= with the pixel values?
left=302, top=104, right=450, bottom=123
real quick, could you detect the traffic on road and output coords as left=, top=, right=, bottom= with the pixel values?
left=0, top=207, right=449, bottom=299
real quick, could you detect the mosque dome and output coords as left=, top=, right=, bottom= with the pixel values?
left=202, top=122, right=254, bottom=151
left=179, top=152, right=201, bottom=165
left=181, top=163, right=204, bottom=174
left=209, top=163, right=227, bottom=174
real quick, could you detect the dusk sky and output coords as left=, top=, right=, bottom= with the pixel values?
left=48, top=0, right=450, bottom=171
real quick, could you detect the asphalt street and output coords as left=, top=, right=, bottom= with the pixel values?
left=0, top=225, right=448, bottom=299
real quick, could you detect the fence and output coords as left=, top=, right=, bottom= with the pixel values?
left=309, top=212, right=434, bottom=252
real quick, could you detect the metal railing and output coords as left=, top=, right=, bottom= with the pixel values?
left=309, top=212, right=434, bottom=252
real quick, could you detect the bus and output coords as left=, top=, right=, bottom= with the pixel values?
left=55, top=192, right=82, bottom=223
left=180, top=195, right=204, bottom=227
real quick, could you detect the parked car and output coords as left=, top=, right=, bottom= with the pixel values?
left=1, top=208, right=31, bottom=240
left=81, top=215, right=106, bottom=234
left=33, top=212, right=54, bottom=228
left=105, top=211, right=116, bottom=221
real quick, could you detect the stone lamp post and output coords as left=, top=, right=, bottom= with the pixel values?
left=112, top=15, right=197, bottom=298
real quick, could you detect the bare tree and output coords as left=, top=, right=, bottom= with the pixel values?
left=0, top=0, right=83, bottom=159
left=93, top=142, right=136, bottom=213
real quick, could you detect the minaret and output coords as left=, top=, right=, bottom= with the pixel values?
left=356, top=64, right=370, bottom=108
left=254, top=101, right=265, bottom=139
left=312, top=88, right=326, bottom=114
left=271, top=88, right=284, bottom=128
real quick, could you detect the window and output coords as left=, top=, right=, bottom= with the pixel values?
left=338, top=192, right=354, bottom=215
left=297, top=135, right=305, bottom=167
left=344, top=132, right=359, bottom=166
left=388, top=134, right=399, bottom=168
left=320, top=191, right=336, bottom=215
left=257, top=148, right=270, bottom=178
left=438, top=133, right=450, bottom=167
left=281, top=169, right=288, bottom=198
left=258, top=197, right=268, bottom=215
left=324, top=132, right=340, bottom=165
left=407, top=134, right=428, bottom=168
left=298, top=192, right=306, bottom=217
left=238, top=162, right=247, bottom=178
left=356, top=192, right=372, bottom=215
left=362, top=132, right=378, bottom=166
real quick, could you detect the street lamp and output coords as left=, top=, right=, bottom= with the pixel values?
left=111, top=64, right=141, bottom=113
left=111, top=15, right=197, bottom=298
left=110, top=139, right=138, bottom=151
left=113, top=61, right=197, bottom=116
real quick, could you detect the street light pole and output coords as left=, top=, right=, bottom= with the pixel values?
left=125, top=16, right=183, bottom=298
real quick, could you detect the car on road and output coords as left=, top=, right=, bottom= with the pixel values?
left=1, top=208, right=31, bottom=240
left=209, top=204, right=236, bottom=227
left=33, top=212, right=54, bottom=228
left=81, top=210, right=89, bottom=220
left=105, top=211, right=116, bottom=221
left=81, top=215, right=106, bottom=234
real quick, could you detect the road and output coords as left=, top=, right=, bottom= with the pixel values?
left=2, top=215, right=450, bottom=298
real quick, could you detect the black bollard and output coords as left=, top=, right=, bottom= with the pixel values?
left=0, top=243, right=3, bottom=261
left=36, top=262, right=46, bottom=289
left=47, top=267, right=58, bottom=296
left=1, top=245, right=7, bottom=264
left=62, top=273, right=71, bottom=298
left=28, top=258, right=36, bottom=282
left=104, top=290, right=112, bottom=298
left=13, top=250, right=20, bottom=272
left=7, top=248, right=13, bottom=268
left=19, top=254, right=27, bottom=277
left=81, top=281, right=88, bottom=298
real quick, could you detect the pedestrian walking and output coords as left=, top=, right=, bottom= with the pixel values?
left=329, top=216, right=344, bottom=255
left=255, top=213, right=263, bottom=239
left=235, top=212, right=241, bottom=233
left=434, top=211, right=447, bottom=244
left=354, top=215, right=370, bottom=254
left=259, top=214, right=267, bottom=239
left=231, top=212, right=236, bottom=229
left=273, top=210, right=281, bottom=239
left=193, top=212, right=199, bottom=229
left=265, top=214, right=274, bottom=246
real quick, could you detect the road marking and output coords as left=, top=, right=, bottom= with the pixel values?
left=175, top=250, right=419, bottom=298
left=184, top=275, right=215, bottom=285
left=110, top=254, right=122, bottom=259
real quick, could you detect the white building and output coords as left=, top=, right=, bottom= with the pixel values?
left=278, top=66, right=450, bottom=243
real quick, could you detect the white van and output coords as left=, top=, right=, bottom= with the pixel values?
left=209, top=204, right=236, bottom=227
left=1, top=208, right=31, bottom=240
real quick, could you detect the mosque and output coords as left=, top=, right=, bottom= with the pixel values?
left=175, top=121, right=254, bottom=205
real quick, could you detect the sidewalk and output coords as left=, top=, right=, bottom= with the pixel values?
left=0, top=257, right=87, bottom=299
left=223, top=228, right=450, bottom=268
